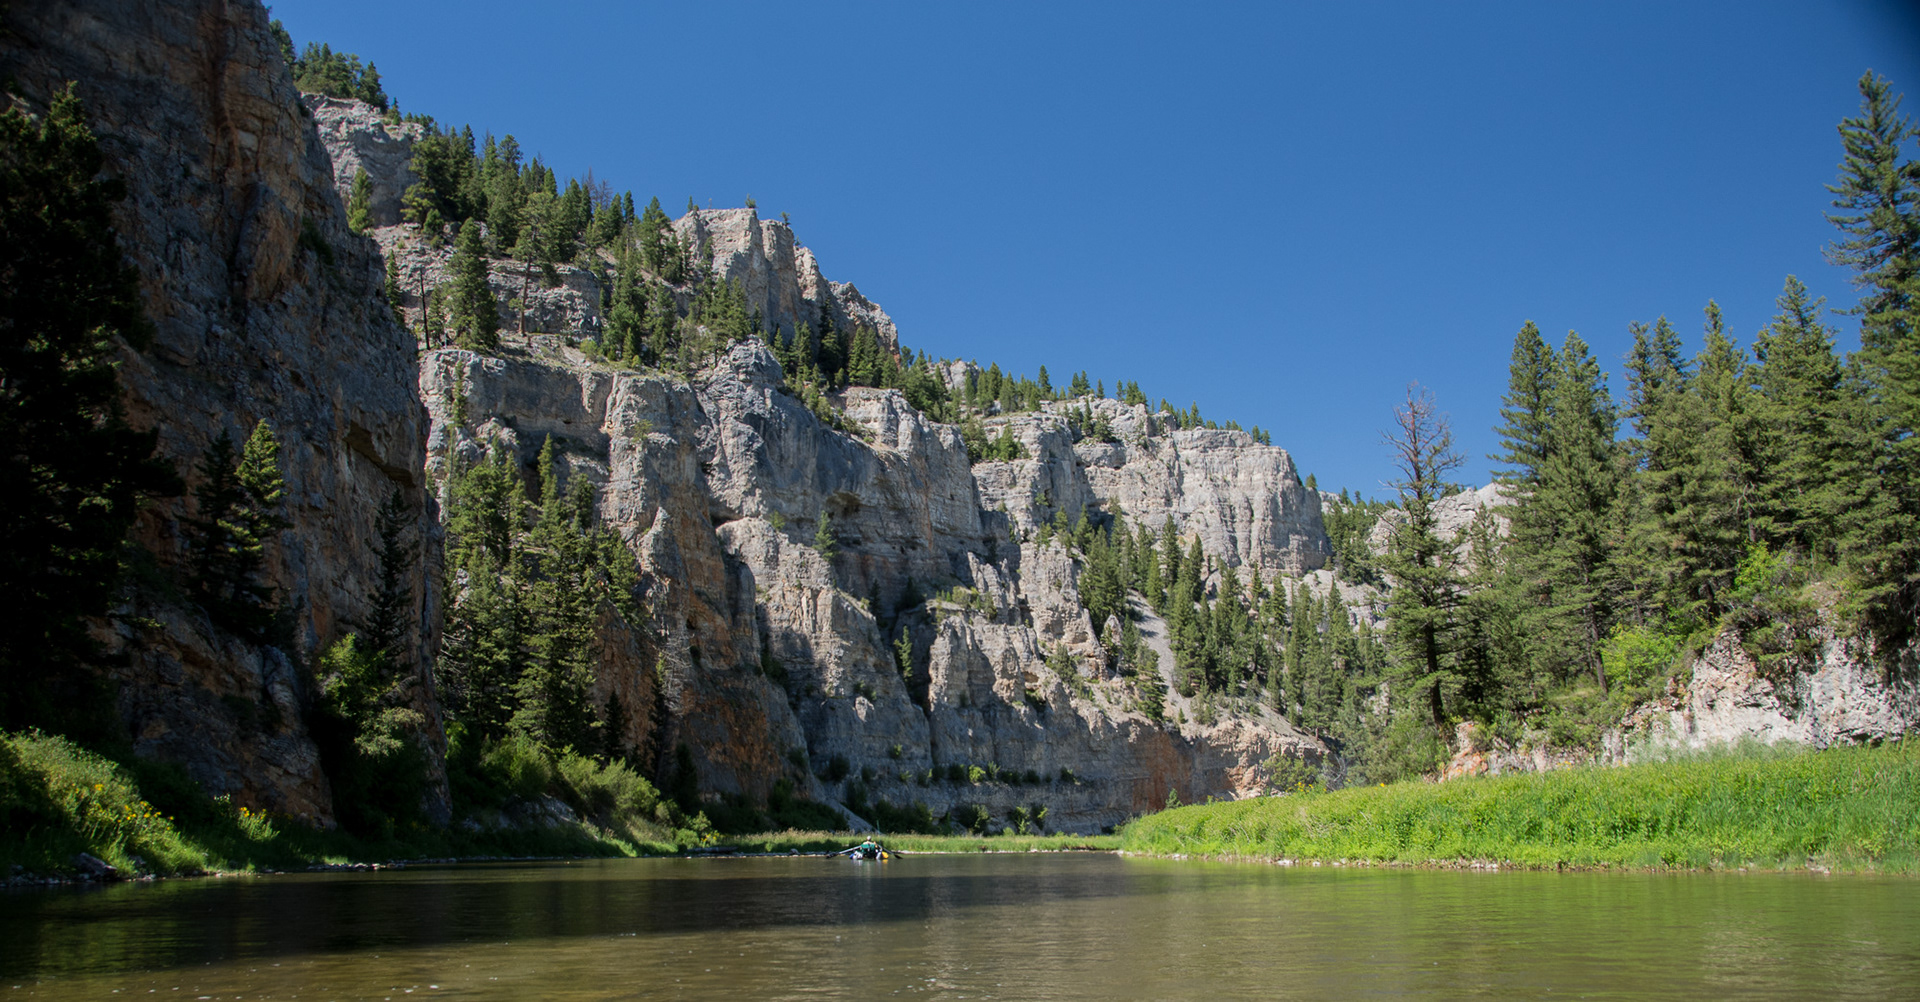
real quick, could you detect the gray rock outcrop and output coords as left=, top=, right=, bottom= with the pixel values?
left=1625, top=628, right=1920, bottom=755
left=675, top=207, right=901, bottom=350
left=976, top=396, right=1330, bottom=578
left=306, top=95, right=419, bottom=227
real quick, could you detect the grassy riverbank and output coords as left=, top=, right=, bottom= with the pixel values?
left=1, top=729, right=667, bottom=877
left=1120, top=738, right=1920, bottom=872
left=1, top=729, right=1112, bottom=878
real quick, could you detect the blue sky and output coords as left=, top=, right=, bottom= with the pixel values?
left=271, top=1, right=1920, bottom=497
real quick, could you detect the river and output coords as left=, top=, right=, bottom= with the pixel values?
left=3, top=853, right=1915, bottom=999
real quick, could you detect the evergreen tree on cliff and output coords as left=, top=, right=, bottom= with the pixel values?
left=448, top=219, right=499, bottom=352
left=0, top=84, right=179, bottom=729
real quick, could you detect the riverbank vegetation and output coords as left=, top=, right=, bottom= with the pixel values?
left=0, top=729, right=684, bottom=877
left=1119, top=739, right=1920, bottom=873
left=1, top=728, right=1114, bottom=877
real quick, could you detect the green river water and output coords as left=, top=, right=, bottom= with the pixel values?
left=2, top=853, right=1915, bottom=1000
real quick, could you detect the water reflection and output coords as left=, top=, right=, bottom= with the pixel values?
left=3, top=855, right=1915, bottom=1000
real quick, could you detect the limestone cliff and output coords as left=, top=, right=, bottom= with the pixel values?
left=973, top=396, right=1328, bottom=577
left=323, top=105, right=902, bottom=354
left=420, top=341, right=1325, bottom=831
left=1, top=0, right=441, bottom=822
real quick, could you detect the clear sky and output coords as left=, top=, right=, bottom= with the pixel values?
left=270, top=1, right=1920, bottom=498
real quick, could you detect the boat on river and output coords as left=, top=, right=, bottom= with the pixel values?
left=838, top=840, right=896, bottom=861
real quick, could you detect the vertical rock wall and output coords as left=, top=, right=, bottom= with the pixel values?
left=1, top=0, right=442, bottom=822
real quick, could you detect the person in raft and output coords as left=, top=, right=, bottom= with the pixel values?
left=844, top=840, right=890, bottom=860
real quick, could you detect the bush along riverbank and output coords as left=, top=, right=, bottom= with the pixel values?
left=1118, top=738, right=1920, bottom=873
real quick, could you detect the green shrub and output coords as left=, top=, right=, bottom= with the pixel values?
left=483, top=733, right=554, bottom=802
left=1602, top=622, right=1685, bottom=692
left=557, top=752, right=660, bottom=824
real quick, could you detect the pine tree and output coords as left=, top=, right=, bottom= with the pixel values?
left=347, top=167, right=373, bottom=233
left=1616, top=316, right=1692, bottom=622
left=1826, top=71, right=1920, bottom=645
left=188, top=421, right=290, bottom=638
left=606, top=254, right=647, bottom=362
left=364, top=488, right=416, bottom=664
left=646, top=282, right=678, bottom=365
left=1381, top=383, right=1465, bottom=725
left=1750, top=276, right=1847, bottom=558
left=1673, top=306, right=1756, bottom=622
left=1533, top=334, right=1620, bottom=689
left=448, top=220, right=498, bottom=351
left=482, top=135, right=526, bottom=254
left=0, top=84, right=180, bottom=725
left=1828, top=71, right=1920, bottom=365
left=639, top=196, right=673, bottom=273
left=437, top=453, right=526, bottom=738
left=515, top=443, right=598, bottom=751
left=813, top=511, right=837, bottom=559
left=423, top=287, right=447, bottom=349
left=1491, top=321, right=1553, bottom=484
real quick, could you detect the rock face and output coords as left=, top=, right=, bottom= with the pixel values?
left=976, top=396, right=1329, bottom=578
left=28, top=0, right=1911, bottom=834
left=420, top=341, right=1324, bottom=830
left=1, top=0, right=441, bottom=822
left=1625, top=628, right=1920, bottom=755
left=675, top=208, right=901, bottom=350
left=305, top=95, right=419, bottom=228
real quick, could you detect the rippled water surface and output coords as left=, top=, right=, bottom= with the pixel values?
left=3, top=853, right=1916, bottom=999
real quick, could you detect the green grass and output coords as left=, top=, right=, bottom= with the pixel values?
left=718, top=830, right=1119, bottom=854
left=1119, top=738, right=1920, bottom=873
left=0, top=729, right=673, bottom=877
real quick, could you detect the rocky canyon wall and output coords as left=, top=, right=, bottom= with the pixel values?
left=420, top=341, right=1327, bottom=831
left=2, top=0, right=441, bottom=822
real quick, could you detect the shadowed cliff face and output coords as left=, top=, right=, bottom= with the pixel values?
left=421, top=341, right=1327, bottom=831
left=1, top=0, right=442, bottom=823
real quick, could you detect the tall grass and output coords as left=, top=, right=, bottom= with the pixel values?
left=1119, top=738, right=1920, bottom=872
left=0, top=729, right=279, bottom=876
